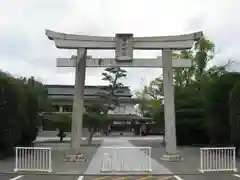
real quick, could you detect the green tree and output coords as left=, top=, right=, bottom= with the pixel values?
left=135, top=89, right=158, bottom=117
left=0, top=70, right=51, bottom=157
left=136, top=38, right=215, bottom=117
left=136, top=38, right=232, bottom=145
left=172, top=38, right=215, bottom=88
left=85, top=67, right=127, bottom=144
left=102, top=67, right=127, bottom=134
left=194, top=38, right=215, bottom=79
left=52, top=114, right=71, bottom=142
left=172, top=50, right=195, bottom=87
left=205, top=72, right=240, bottom=145
left=229, top=81, right=240, bottom=156
left=0, top=72, right=23, bottom=155
left=99, top=67, right=127, bottom=117
left=100, top=67, right=127, bottom=108
left=27, top=77, right=52, bottom=112
left=18, top=76, right=51, bottom=145
left=18, top=86, right=39, bottom=145
left=84, top=106, right=107, bottom=145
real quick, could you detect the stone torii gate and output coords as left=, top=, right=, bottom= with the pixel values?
left=46, top=30, right=203, bottom=161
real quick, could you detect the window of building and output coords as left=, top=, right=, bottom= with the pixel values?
left=116, top=106, right=125, bottom=113
left=53, top=105, right=59, bottom=112
left=126, top=121, right=131, bottom=124
left=121, top=106, right=126, bottom=113
left=63, top=105, right=72, bottom=112
left=113, top=121, right=122, bottom=125
left=116, top=90, right=124, bottom=93
left=84, top=105, right=88, bottom=112
left=114, top=107, right=119, bottom=113
left=62, top=106, right=67, bottom=112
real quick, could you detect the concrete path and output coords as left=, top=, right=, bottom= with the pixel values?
left=84, top=138, right=172, bottom=175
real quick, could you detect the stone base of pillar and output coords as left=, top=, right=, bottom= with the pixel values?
left=161, top=153, right=182, bottom=161
left=64, top=152, right=87, bottom=162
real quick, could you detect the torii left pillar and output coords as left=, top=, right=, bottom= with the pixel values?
left=161, top=49, right=181, bottom=161
left=65, top=48, right=87, bottom=161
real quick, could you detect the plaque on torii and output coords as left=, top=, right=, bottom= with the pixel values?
left=115, top=33, right=133, bottom=62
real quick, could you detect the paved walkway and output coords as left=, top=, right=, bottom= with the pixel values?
left=84, top=138, right=172, bottom=175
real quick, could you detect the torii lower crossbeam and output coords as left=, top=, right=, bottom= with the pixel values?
left=57, top=56, right=192, bottom=68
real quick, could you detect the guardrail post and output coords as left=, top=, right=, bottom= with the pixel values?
left=14, top=147, right=52, bottom=172
left=199, top=147, right=237, bottom=173
left=100, top=146, right=152, bottom=172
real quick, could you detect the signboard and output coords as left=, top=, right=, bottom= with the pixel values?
left=115, top=33, right=133, bottom=62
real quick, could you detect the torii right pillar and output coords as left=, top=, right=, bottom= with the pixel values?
left=161, top=49, right=181, bottom=161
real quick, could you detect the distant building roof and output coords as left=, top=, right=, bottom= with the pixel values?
left=44, top=84, right=130, bottom=89
left=44, top=84, right=133, bottom=97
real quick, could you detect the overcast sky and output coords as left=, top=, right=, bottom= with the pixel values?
left=1, top=0, right=240, bottom=92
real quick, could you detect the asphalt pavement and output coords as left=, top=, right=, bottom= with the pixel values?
left=0, top=174, right=178, bottom=180
left=2, top=173, right=240, bottom=180
left=129, top=139, right=240, bottom=180
left=0, top=174, right=79, bottom=180
left=2, top=136, right=240, bottom=180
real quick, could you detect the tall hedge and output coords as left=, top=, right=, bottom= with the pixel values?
left=0, top=73, right=23, bottom=154
left=229, top=81, right=240, bottom=155
left=205, top=72, right=240, bottom=145
left=0, top=71, right=47, bottom=157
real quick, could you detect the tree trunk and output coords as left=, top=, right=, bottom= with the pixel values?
left=162, top=134, right=166, bottom=146
left=88, top=128, right=95, bottom=145
left=236, top=146, right=239, bottom=157
left=58, top=130, right=64, bottom=142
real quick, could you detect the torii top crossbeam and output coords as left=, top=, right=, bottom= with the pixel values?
left=46, top=29, right=203, bottom=50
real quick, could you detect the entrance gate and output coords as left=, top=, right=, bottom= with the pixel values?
left=46, top=29, right=203, bottom=161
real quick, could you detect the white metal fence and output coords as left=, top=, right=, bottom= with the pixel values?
left=200, top=147, right=237, bottom=172
left=100, top=146, right=152, bottom=172
left=14, top=147, right=52, bottom=172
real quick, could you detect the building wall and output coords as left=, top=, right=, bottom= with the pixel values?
left=108, top=104, right=138, bottom=115
left=54, top=104, right=139, bottom=115
left=46, top=85, right=132, bottom=97
left=46, top=85, right=140, bottom=115
left=42, top=85, right=155, bottom=135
